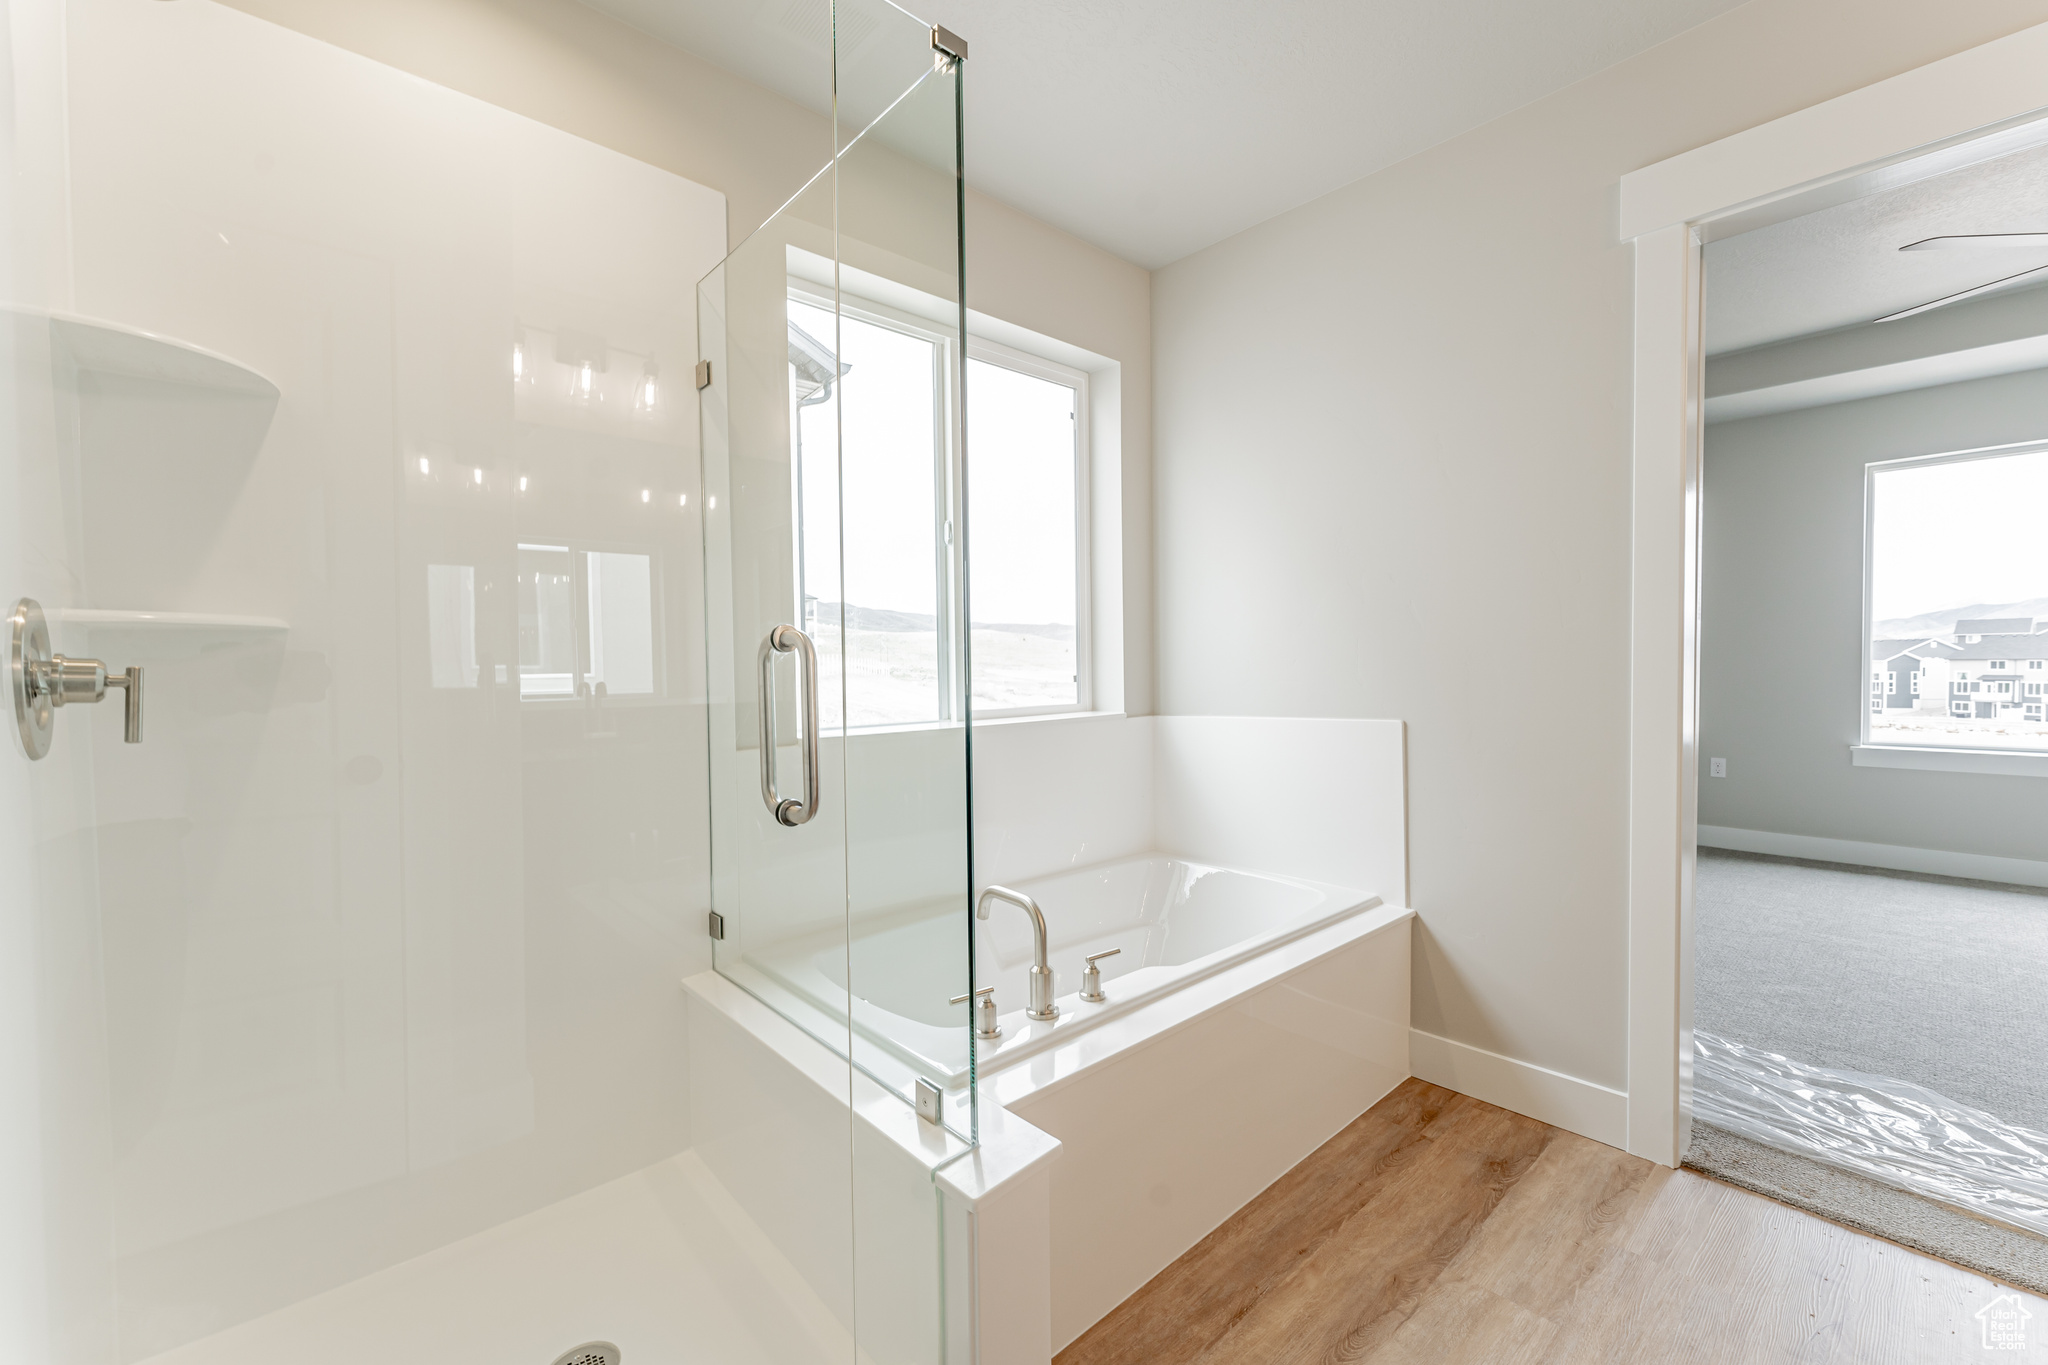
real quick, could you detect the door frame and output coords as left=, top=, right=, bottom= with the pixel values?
left=1619, top=19, right=2048, bottom=1165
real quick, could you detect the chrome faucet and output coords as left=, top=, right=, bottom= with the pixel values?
left=977, top=885, right=1058, bottom=1021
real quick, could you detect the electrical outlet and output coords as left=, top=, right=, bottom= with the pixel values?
left=1709, top=757, right=1727, bottom=778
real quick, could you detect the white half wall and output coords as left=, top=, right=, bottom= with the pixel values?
left=970, top=714, right=1154, bottom=888
left=972, top=713, right=1409, bottom=907
left=1003, top=912, right=1412, bottom=1353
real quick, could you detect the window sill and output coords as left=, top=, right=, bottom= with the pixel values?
left=1850, top=744, right=2048, bottom=778
left=767, top=711, right=1128, bottom=740
left=973, top=709, right=1126, bottom=730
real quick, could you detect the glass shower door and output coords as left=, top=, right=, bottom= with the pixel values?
left=701, top=4, right=975, bottom=1135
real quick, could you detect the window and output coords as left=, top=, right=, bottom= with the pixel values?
left=966, top=347, right=1085, bottom=715
left=1867, top=443, right=2048, bottom=753
left=2032, top=660, right=2044, bottom=670
left=788, top=293, right=947, bottom=729
left=786, top=286, right=1089, bottom=727
left=517, top=542, right=656, bottom=699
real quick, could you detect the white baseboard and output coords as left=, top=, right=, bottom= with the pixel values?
left=1408, top=1029, right=1628, bottom=1150
left=1698, top=824, right=2048, bottom=889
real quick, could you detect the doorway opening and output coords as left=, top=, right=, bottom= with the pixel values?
left=1690, top=131, right=2048, bottom=1290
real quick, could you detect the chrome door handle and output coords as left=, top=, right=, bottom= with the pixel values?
left=757, top=623, right=819, bottom=826
left=10, top=597, right=144, bottom=760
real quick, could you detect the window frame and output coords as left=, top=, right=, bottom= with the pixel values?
left=784, top=277, right=1093, bottom=727
left=1861, top=438, right=2048, bottom=759
left=964, top=334, right=1093, bottom=720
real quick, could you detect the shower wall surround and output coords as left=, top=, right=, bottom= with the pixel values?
left=47, top=2, right=725, bottom=1348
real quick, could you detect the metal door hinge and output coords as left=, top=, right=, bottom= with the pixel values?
left=915, top=1077, right=943, bottom=1125
left=708, top=910, right=725, bottom=940
left=695, top=359, right=712, bottom=390
left=931, top=25, right=967, bottom=64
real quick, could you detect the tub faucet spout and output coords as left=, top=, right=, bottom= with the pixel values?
left=977, top=886, right=1058, bottom=1021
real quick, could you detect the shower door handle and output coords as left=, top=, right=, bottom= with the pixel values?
left=757, top=623, right=820, bottom=827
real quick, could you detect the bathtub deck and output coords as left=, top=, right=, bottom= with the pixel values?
left=1055, top=1078, right=2045, bottom=1365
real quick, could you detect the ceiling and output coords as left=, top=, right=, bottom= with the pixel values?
left=575, top=0, right=1748, bottom=269
left=1705, top=141, right=2048, bottom=355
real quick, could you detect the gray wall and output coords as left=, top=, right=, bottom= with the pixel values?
left=1152, top=0, right=2048, bottom=1093
left=1700, top=368, right=2048, bottom=861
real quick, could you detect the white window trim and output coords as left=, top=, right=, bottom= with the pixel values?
left=1861, top=437, right=2048, bottom=761
left=783, top=279, right=1095, bottom=726
left=965, top=334, right=1093, bottom=719
left=1852, top=744, right=2048, bottom=777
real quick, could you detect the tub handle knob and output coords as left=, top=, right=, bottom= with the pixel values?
left=950, top=985, right=1002, bottom=1041
left=1080, top=948, right=1121, bottom=1003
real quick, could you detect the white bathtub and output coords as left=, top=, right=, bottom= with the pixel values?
left=748, top=854, right=1379, bottom=1087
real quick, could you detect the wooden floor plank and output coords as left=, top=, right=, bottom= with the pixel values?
left=1053, top=1079, right=1459, bottom=1365
left=1056, top=1085, right=2048, bottom=1365
left=1183, top=1098, right=1553, bottom=1365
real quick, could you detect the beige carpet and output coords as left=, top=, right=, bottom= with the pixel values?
left=1690, top=846, right=2048, bottom=1289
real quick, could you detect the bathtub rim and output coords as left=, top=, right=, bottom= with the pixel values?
left=736, top=850, right=1384, bottom=1089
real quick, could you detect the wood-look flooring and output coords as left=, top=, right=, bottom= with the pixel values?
left=1056, top=1079, right=2048, bottom=1364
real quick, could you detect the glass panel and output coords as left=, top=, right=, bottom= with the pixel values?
left=835, top=41, right=975, bottom=1137
left=700, top=157, right=850, bottom=1028
left=967, top=357, right=1080, bottom=712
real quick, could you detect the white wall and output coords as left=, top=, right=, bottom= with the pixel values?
left=1700, top=366, right=2048, bottom=860
left=1150, top=0, right=2048, bottom=1097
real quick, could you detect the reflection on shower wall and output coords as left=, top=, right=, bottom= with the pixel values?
left=51, top=2, right=724, bottom=1352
